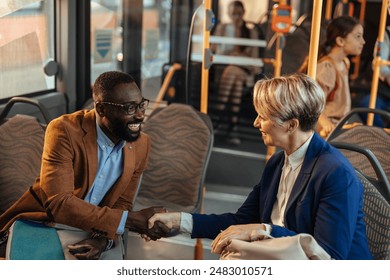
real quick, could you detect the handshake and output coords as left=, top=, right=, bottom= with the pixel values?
left=126, top=207, right=180, bottom=241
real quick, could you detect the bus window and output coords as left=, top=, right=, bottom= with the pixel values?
left=90, top=0, right=123, bottom=83
left=0, top=0, right=55, bottom=99
left=141, top=0, right=171, bottom=99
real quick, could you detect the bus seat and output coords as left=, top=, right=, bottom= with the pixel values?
left=0, top=97, right=48, bottom=215
left=327, top=108, right=390, bottom=189
left=134, top=103, right=213, bottom=213
left=331, top=141, right=390, bottom=204
left=355, top=170, right=390, bottom=260
left=132, top=103, right=214, bottom=259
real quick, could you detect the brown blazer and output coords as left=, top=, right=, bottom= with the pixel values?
left=0, top=109, right=150, bottom=239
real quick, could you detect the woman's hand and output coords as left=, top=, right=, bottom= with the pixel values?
left=148, top=212, right=181, bottom=231
left=211, top=224, right=268, bottom=254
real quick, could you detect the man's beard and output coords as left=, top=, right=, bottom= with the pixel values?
left=109, top=119, right=141, bottom=142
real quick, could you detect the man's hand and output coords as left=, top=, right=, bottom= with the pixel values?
left=138, top=212, right=182, bottom=241
left=67, top=236, right=108, bottom=260
left=126, top=206, right=170, bottom=240
left=211, top=224, right=268, bottom=254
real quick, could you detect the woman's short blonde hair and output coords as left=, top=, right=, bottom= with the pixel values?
left=253, top=73, right=325, bottom=131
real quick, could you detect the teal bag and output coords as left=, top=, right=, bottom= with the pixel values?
left=7, top=219, right=65, bottom=260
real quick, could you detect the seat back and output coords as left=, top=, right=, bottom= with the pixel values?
left=0, top=97, right=49, bottom=214
left=327, top=108, right=390, bottom=142
left=133, top=103, right=214, bottom=213
left=330, top=142, right=390, bottom=203
left=356, top=171, right=390, bottom=260
left=328, top=108, right=390, bottom=202
left=330, top=126, right=390, bottom=181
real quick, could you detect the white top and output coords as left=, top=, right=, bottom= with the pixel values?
left=179, top=133, right=314, bottom=234
left=270, top=133, right=314, bottom=226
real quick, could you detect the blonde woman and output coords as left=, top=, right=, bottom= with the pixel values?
left=148, top=74, right=372, bottom=260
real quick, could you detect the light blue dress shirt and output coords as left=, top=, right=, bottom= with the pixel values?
left=84, top=123, right=128, bottom=235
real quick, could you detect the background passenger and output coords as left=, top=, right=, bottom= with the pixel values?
left=148, top=73, right=372, bottom=260
left=314, top=16, right=365, bottom=138
left=211, top=0, right=260, bottom=145
left=0, top=71, right=168, bottom=260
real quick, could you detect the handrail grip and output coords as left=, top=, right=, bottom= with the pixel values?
left=0, top=97, right=51, bottom=124
left=153, top=63, right=182, bottom=110
left=192, top=34, right=267, bottom=47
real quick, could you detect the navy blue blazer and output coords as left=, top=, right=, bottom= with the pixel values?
left=192, top=132, right=372, bottom=260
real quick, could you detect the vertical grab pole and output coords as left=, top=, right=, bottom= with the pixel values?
left=266, top=0, right=292, bottom=161
left=196, top=1, right=214, bottom=260
left=359, top=0, right=367, bottom=21
left=200, top=0, right=212, bottom=114
left=274, top=33, right=283, bottom=77
left=368, top=0, right=388, bottom=125
left=350, top=0, right=367, bottom=80
left=325, top=0, right=333, bottom=21
left=307, top=0, right=323, bottom=79
left=266, top=33, right=283, bottom=161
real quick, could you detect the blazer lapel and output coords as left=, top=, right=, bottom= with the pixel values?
left=285, top=133, right=325, bottom=215
left=82, top=110, right=98, bottom=190
left=262, top=152, right=285, bottom=221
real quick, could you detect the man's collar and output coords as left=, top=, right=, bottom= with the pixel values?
left=96, top=122, right=125, bottom=150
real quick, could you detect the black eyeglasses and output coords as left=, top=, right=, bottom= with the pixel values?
left=99, top=98, right=150, bottom=115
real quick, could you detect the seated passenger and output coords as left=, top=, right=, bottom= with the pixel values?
left=0, top=71, right=168, bottom=260
left=148, top=73, right=373, bottom=260
left=211, top=0, right=260, bottom=145
left=315, top=16, right=365, bottom=138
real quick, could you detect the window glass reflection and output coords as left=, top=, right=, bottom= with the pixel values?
left=0, top=0, right=55, bottom=98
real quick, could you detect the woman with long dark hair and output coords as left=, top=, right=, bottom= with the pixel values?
left=315, top=16, right=365, bottom=137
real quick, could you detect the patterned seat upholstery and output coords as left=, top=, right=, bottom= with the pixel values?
left=328, top=108, right=390, bottom=203
left=331, top=126, right=390, bottom=182
left=356, top=171, right=390, bottom=260
left=133, top=103, right=214, bottom=213
left=0, top=114, right=45, bottom=214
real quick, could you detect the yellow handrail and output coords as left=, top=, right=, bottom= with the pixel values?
left=325, top=0, right=333, bottom=21
left=266, top=0, right=290, bottom=161
left=368, top=0, right=389, bottom=125
left=153, top=63, right=182, bottom=109
left=266, top=32, right=284, bottom=161
left=350, top=0, right=366, bottom=80
left=200, top=0, right=212, bottom=114
left=307, top=0, right=323, bottom=79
